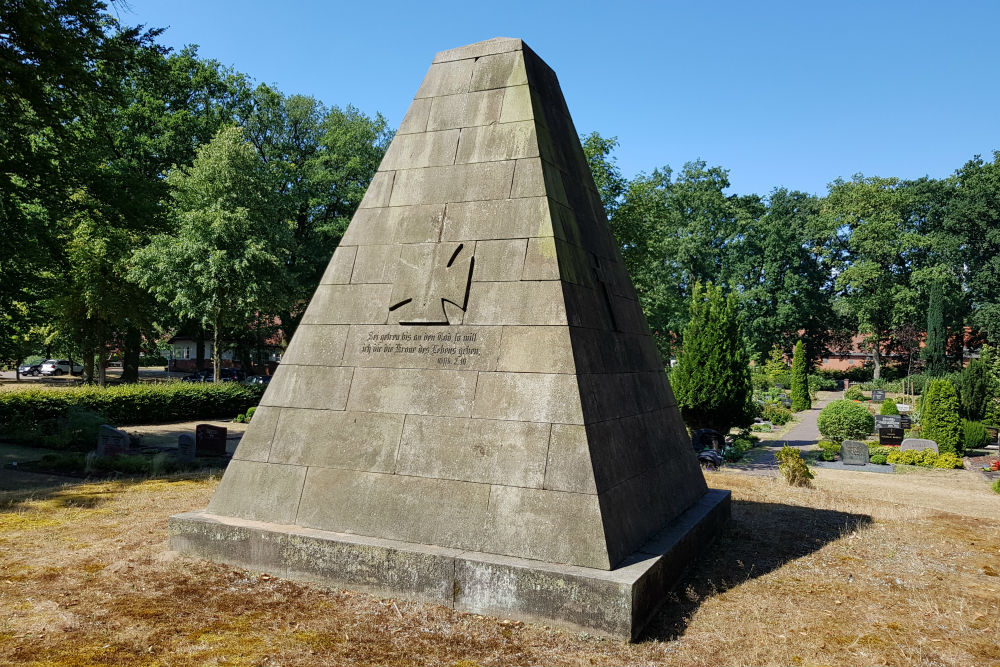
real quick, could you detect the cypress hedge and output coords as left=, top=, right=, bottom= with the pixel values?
left=921, top=378, right=963, bottom=455
left=790, top=340, right=811, bottom=412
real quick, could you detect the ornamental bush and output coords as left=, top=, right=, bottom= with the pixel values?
left=880, top=399, right=899, bottom=415
left=762, top=403, right=793, bottom=425
left=962, top=419, right=990, bottom=450
left=790, top=340, right=811, bottom=412
left=775, top=445, right=813, bottom=487
left=817, top=440, right=841, bottom=461
left=957, top=358, right=990, bottom=420
left=817, top=399, right=875, bottom=442
left=844, top=387, right=865, bottom=401
left=921, top=379, right=963, bottom=455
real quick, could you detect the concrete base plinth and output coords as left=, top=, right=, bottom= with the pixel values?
left=168, top=488, right=729, bottom=640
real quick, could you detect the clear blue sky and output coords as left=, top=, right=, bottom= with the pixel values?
left=118, top=0, right=999, bottom=197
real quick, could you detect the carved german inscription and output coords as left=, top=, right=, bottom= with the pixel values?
left=344, top=325, right=499, bottom=371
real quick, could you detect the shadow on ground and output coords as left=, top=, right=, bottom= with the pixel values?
left=639, top=499, right=873, bottom=642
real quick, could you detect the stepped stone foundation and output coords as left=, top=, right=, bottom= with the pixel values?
left=169, top=37, right=730, bottom=639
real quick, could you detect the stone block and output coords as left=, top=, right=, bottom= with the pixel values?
left=231, top=406, right=280, bottom=462
left=280, top=324, right=349, bottom=367
left=300, top=284, right=393, bottom=325
left=97, top=424, right=130, bottom=457
left=472, top=371, right=583, bottom=424
left=389, top=162, right=516, bottom=206
left=456, top=121, right=538, bottom=164
left=396, top=97, right=431, bottom=135
left=427, top=90, right=504, bottom=131
left=206, top=459, right=307, bottom=524
left=481, top=485, right=609, bottom=569
left=350, top=244, right=401, bottom=284
left=396, top=415, right=548, bottom=486
left=497, top=325, right=575, bottom=373
left=464, top=281, right=567, bottom=325
left=472, top=239, right=528, bottom=281
left=346, top=367, right=478, bottom=417
left=195, top=423, right=227, bottom=456
left=296, top=468, right=490, bottom=551
left=176, top=434, right=196, bottom=461
left=499, top=84, right=534, bottom=123
left=471, top=50, right=528, bottom=91
left=433, top=37, right=523, bottom=63
left=442, top=197, right=554, bottom=241
left=341, top=205, right=444, bottom=246
left=358, top=171, right=394, bottom=209
left=544, top=424, right=597, bottom=494
left=318, top=245, right=356, bottom=285
left=379, top=129, right=460, bottom=170
left=267, top=409, right=403, bottom=472
left=841, top=440, right=869, bottom=465
left=343, top=324, right=500, bottom=371
left=260, top=364, right=353, bottom=411
left=415, top=59, right=473, bottom=99
left=901, top=438, right=939, bottom=453
left=520, top=236, right=563, bottom=281
left=510, top=157, right=568, bottom=205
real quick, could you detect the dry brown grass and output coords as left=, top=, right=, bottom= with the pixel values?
left=1, top=466, right=998, bottom=666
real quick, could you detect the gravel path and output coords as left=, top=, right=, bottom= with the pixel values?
left=729, top=391, right=841, bottom=476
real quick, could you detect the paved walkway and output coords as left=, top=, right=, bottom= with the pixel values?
left=729, top=391, right=841, bottom=475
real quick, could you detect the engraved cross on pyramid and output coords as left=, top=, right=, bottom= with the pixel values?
left=171, top=37, right=728, bottom=639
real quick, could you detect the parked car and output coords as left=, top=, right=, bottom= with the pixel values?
left=246, top=374, right=272, bottom=385
left=40, top=359, right=83, bottom=376
left=181, top=368, right=247, bottom=383
left=220, top=368, right=246, bottom=382
left=17, top=363, right=42, bottom=376
left=181, top=369, right=214, bottom=382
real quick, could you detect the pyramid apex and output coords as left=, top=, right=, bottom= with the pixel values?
left=433, top=37, right=525, bottom=63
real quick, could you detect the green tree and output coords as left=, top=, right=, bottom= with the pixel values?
left=978, top=345, right=1000, bottom=425
left=672, top=282, right=753, bottom=434
left=880, top=398, right=899, bottom=415
left=131, top=126, right=292, bottom=381
left=790, top=340, right=811, bottom=411
left=923, top=281, right=947, bottom=375
left=957, top=358, right=990, bottom=421
left=921, top=378, right=963, bottom=455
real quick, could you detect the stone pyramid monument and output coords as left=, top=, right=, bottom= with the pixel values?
left=170, top=37, right=729, bottom=639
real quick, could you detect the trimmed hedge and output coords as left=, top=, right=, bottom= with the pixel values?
left=880, top=399, right=899, bottom=415
left=817, top=399, right=875, bottom=442
left=0, top=382, right=264, bottom=429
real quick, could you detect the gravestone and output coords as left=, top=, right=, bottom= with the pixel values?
left=871, top=389, right=886, bottom=402
left=901, top=438, right=938, bottom=453
left=167, top=37, right=729, bottom=641
left=97, top=425, right=130, bottom=457
left=896, top=403, right=911, bottom=412
left=900, top=414, right=912, bottom=430
left=195, top=424, right=227, bottom=456
left=879, top=427, right=904, bottom=446
left=841, top=440, right=869, bottom=466
left=874, top=414, right=902, bottom=433
left=177, top=433, right=196, bottom=462
left=780, top=397, right=793, bottom=408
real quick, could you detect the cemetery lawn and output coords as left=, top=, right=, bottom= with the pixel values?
left=1, top=467, right=998, bottom=666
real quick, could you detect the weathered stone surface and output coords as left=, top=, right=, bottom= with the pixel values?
left=260, top=364, right=353, bottom=411
left=473, top=239, right=528, bottom=281
left=296, top=468, right=490, bottom=551
left=350, top=244, right=401, bottom=284
left=280, top=324, right=349, bottom=367
left=300, top=284, right=393, bottom=325
left=471, top=50, right=528, bottom=91
left=206, top=459, right=306, bottom=524
left=396, top=415, right=549, bottom=486
left=415, top=59, right=473, bottom=98
left=442, top=197, right=553, bottom=241
left=397, top=97, right=431, bottom=134
left=464, top=281, right=567, bottom=325
left=456, top=121, right=538, bottom=164
left=358, top=171, right=394, bottom=208
left=841, top=440, right=870, bottom=466
left=427, top=90, right=504, bottom=130
left=499, top=84, right=533, bottom=123
left=389, top=161, right=515, bottom=206
left=543, top=424, right=597, bottom=494
left=472, top=371, right=583, bottom=423
left=341, top=205, right=444, bottom=246
left=267, top=409, right=404, bottom=472
left=497, top=325, right=575, bottom=373
left=901, top=438, right=939, bottom=453
left=231, top=406, right=279, bottom=462
left=379, top=129, right=460, bottom=170
left=195, top=423, right=227, bottom=456
left=343, top=324, right=500, bottom=371
left=388, top=242, right=473, bottom=325
left=433, top=37, right=523, bottom=64
left=318, top=245, right=356, bottom=284
left=346, top=367, right=478, bottom=417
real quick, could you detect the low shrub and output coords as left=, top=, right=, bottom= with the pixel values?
left=962, top=419, right=990, bottom=450
left=856, top=378, right=903, bottom=392
left=870, top=454, right=888, bottom=464
left=817, top=439, right=841, bottom=461
left=775, top=445, right=813, bottom=487
left=844, top=387, right=866, bottom=401
left=885, top=448, right=963, bottom=469
left=724, top=437, right=754, bottom=462
left=762, top=403, right=793, bottom=426
left=992, top=479, right=1000, bottom=494
left=880, top=399, right=899, bottom=415
left=808, top=374, right=838, bottom=393
left=934, top=452, right=963, bottom=469
left=245, top=406, right=256, bottom=422
left=818, top=399, right=875, bottom=441
left=0, top=383, right=264, bottom=447
left=868, top=444, right=893, bottom=457
left=751, top=423, right=772, bottom=432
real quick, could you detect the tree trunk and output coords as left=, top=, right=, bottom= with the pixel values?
left=872, top=336, right=882, bottom=380
left=96, top=345, right=107, bottom=387
left=121, top=325, right=141, bottom=383
left=82, top=347, right=95, bottom=384
left=212, top=312, right=222, bottom=383
left=196, top=329, right=206, bottom=372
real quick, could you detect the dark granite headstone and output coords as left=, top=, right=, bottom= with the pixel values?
left=780, top=397, right=793, bottom=408
left=841, top=440, right=869, bottom=466
left=872, top=389, right=886, bottom=402
left=900, top=414, right=912, bottom=430
left=901, top=438, right=938, bottom=453
left=879, top=427, right=904, bottom=446
left=177, top=433, right=196, bottom=461
left=97, top=424, right=130, bottom=457
left=874, top=414, right=902, bottom=433
left=195, top=424, right=228, bottom=456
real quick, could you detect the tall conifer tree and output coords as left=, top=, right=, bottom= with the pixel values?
left=791, top=340, right=811, bottom=411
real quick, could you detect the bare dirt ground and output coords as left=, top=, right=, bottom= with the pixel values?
left=1, top=462, right=998, bottom=666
